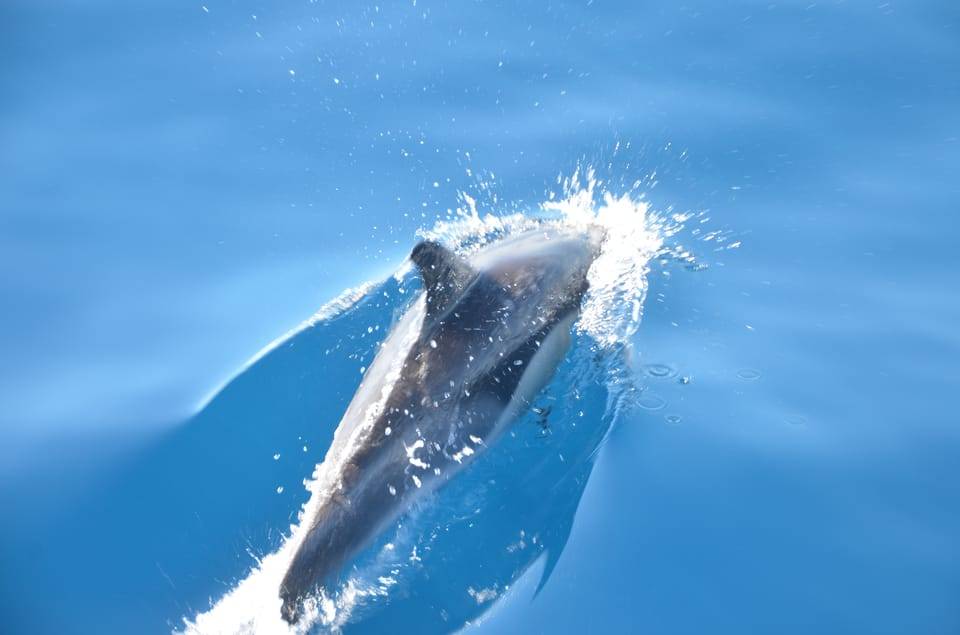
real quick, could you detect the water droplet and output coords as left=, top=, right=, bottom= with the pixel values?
left=430, top=339, right=438, bottom=348
left=665, top=414, right=682, bottom=425
left=638, top=393, right=666, bottom=411
left=678, top=375, right=691, bottom=385
left=276, top=486, right=284, bottom=494
left=737, top=368, right=762, bottom=380
left=272, top=453, right=280, bottom=460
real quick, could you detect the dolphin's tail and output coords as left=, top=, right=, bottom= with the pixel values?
left=279, top=497, right=355, bottom=623
left=279, top=473, right=397, bottom=623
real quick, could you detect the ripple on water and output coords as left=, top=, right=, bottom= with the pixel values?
left=736, top=368, right=762, bottom=381
left=785, top=414, right=807, bottom=426
left=643, top=363, right=677, bottom=379
left=637, top=393, right=667, bottom=411
left=664, top=414, right=682, bottom=425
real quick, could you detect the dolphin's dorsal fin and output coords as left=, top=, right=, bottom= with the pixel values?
left=410, top=240, right=474, bottom=320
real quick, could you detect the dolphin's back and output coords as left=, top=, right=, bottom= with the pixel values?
left=279, top=228, right=601, bottom=622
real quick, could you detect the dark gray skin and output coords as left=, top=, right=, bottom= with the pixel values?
left=279, top=227, right=603, bottom=623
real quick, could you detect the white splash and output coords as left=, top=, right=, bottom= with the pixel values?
left=543, top=168, right=665, bottom=348
left=179, top=169, right=674, bottom=634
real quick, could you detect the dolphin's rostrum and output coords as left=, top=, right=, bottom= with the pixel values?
left=279, top=227, right=603, bottom=623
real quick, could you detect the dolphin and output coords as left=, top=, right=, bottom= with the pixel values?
left=279, top=226, right=604, bottom=622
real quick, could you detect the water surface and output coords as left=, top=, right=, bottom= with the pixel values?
left=1, top=1, right=958, bottom=633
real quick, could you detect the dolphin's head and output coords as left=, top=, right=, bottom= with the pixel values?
left=470, top=225, right=605, bottom=318
left=409, top=225, right=604, bottom=332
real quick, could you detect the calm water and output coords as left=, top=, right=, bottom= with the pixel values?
left=2, top=1, right=959, bottom=633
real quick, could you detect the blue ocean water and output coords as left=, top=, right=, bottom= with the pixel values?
left=2, top=1, right=958, bottom=633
